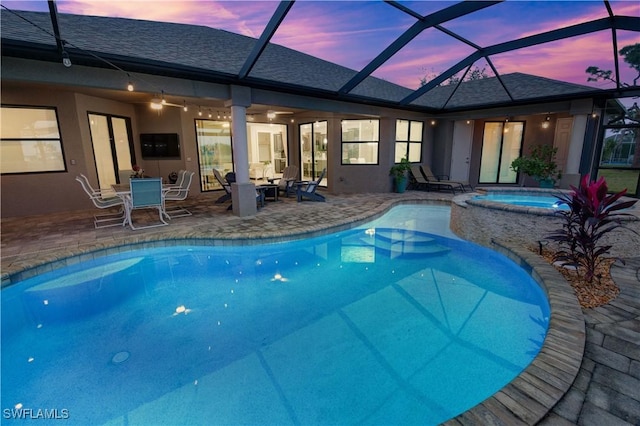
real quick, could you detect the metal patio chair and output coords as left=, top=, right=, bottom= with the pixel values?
left=125, top=178, right=168, bottom=230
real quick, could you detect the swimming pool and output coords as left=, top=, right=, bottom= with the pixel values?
left=1, top=205, right=549, bottom=425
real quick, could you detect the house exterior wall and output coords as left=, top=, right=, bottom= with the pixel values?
left=1, top=86, right=138, bottom=217
left=1, top=66, right=596, bottom=218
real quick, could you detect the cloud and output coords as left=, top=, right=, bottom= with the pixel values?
left=55, top=0, right=273, bottom=38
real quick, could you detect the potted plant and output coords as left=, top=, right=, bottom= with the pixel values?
left=389, top=157, right=411, bottom=193
left=510, top=145, right=561, bottom=188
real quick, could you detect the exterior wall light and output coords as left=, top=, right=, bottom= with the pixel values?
left=542, top=115, right=551, bottom=129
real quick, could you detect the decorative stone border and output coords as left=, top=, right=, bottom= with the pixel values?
left=451, top=188, right=640, bottom=259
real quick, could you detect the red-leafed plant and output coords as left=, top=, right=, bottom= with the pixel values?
left=547, top=175, right=637, bottom=283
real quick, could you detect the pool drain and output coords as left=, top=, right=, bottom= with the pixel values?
left=111, top=351, right=130, bottom=364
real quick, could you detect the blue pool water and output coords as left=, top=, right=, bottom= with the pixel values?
left=473, top=193, right=568, bottom=210
left=1, top=206, right=549, bottom=425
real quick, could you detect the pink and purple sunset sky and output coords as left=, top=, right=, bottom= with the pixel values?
left=2, top=0, right=639, bottom=90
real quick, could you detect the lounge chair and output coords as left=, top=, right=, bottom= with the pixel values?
left=420, top=165, right=468, bottom=194
left=76, top=174, right=126, bottom=228
left=164, top=170, right=194, bottom=218
left=296, top=168, right=326, bottom=202
left=409, top=165, right=430, bottom=190
left=124, top=178, right=168, bottom=230
left=268, top=165, right=299, bottom=197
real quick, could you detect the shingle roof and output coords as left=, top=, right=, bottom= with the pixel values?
left=412, top=73, right=597, bottom=110
left=1, top=10, right=600, bottom=112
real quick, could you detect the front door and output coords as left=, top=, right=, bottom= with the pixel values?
left=88, top=113, right=135, bottom=188
left=450, top=120, right=473, bottom=182
left=553, top=117, right=573, bottom=173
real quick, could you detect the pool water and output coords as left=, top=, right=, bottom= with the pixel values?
left=1, top=206, right=549, bottom=425
left=473, top=194, right=568, bottom=210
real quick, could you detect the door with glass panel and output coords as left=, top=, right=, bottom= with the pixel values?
left=299, top=121, right=327, bottom=186
left=479, top=121, right=524, bottom=184
left=88, top=113, right=135, bottom=189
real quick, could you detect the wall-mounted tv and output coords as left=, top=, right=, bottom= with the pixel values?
left=140, top=133, right=181, bottom=159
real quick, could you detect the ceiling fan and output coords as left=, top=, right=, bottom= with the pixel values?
left=149, top=96, right=185, bottom=110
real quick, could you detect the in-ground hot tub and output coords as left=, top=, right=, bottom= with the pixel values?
left=451, top=187, right=640, bottom=258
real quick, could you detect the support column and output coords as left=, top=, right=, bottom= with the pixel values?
left=226, top=86, right=256, bottom=217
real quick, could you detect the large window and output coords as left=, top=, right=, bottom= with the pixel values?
left=1, top=106, right=66, bottom=174
left=479, top=121, right=524, bottom=184
left=596, top=98, right=639, bottom=196
left=247, top=122, right=288, bottom=181
left=341, top=119, right=379, bottom=164
left=195, top=120, right=233, bottom=191
left=395, top=119, right=423, bottom=162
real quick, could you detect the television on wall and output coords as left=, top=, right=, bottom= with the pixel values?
left=140, top=133, right=181, bottom=159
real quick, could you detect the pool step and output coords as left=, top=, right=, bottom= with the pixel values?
left=358, top=229, right=451, bottom=258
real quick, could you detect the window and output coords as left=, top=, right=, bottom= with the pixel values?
left=395, top=119, right=423, bottom=162
left=341, top=119, right=379, bottom=164
left=1, top=106, right=66, bottom=174
left=479, top=121, right=524, bottom=184
left=596, top=98, right=640, bottom=196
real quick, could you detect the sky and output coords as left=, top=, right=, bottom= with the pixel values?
left=1, top=0, right=639, bottom=90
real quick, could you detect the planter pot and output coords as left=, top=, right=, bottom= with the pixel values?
left=394, top=176, right=408, bottom=193
left=538, top=178, right=555, bottom=188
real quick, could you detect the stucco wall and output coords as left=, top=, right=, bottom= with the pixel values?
left=1, top=87, right=137, bottom=217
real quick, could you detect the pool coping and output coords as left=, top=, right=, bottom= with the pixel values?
left=1, top=199, right=585, bottom=424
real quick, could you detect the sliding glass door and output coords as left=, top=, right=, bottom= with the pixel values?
left=479, top=121, right=524, bottom=184
left=300, top=121, right=327, bottom=185
left=88, top=113, right=134, bottom=188
left=195, top=120, right=233, bottom=191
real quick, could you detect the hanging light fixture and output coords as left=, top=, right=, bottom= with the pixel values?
left=61, top=50, right=72, bottom=68
left=198, top=106, right=202, bottom=117
left=183, top=101, right=188, bottom=112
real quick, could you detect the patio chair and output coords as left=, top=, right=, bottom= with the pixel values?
left=164, top=170, right=194, bottom=218
left=76, top=174, right=126, bottom=228
left=125, top=178, right=168, bottom=230
left=420, top=165, right=467, bottom=194
left=409, top=165, right=430, bottom=190
left=213, top=169, right=232, bottom=205
left=296, top=168, right=326, bottom=202
left=268, top=165, right=299, bottom=197
left=213, top=169, right=265, bottom=210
